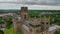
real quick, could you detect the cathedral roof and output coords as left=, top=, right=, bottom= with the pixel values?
left=49, top=25, right=60, bottom=31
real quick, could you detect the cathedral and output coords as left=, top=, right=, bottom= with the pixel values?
left=12, top=7, right=51, bottom=34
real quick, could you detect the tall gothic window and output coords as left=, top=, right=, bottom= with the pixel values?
left=24, top=15, right=26, bottom=19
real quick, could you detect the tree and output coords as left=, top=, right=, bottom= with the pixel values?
left=4, top=17, right=12, bottom=29
left=0, top=30, right=4, bottom=34
left=0, top=18, right=4, bottom=24
left=29, top=11, right=40, bottom=18
left=55, top=31, right=60, bottom=34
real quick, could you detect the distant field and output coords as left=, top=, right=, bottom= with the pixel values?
left=0, top=10, right=60, bottom=14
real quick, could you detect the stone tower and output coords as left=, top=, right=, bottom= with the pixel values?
left=20, top=7, right=28, bottom=24
left=12, top=7, right=28, bottom=32
left=20, top=7, right=29, bottom=33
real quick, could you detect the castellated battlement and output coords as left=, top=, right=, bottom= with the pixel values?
left=21, top=7, right=28, bottom=12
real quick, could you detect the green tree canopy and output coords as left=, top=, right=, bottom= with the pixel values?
left=4, top=17, right=12, bottom=29
left=0, top=30, right=4, bottom=34
left=55, top=31, right=60, bottom=34
left=0, top=18, right=4, bottom=24
left=29, top=11, right=40, bottom=18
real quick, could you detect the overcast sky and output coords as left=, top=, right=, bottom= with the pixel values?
left=0, top=0, right=60, bottom=10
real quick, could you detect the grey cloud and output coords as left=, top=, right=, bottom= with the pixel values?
left=0, top=0, right=60, bottom=5
left=19, top=0, right=60, bottom=5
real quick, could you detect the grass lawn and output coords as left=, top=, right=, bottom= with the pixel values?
left=4, top=24, right=22, bottom=34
